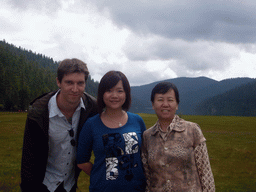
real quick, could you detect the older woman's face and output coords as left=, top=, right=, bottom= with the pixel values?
left=152, top=89, right=178, bottom=121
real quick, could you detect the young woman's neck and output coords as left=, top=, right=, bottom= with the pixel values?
left=104, top=108, right=125, bottom=118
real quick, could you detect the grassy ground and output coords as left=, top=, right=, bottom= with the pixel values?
left=0, top=112, right=255, bottom=191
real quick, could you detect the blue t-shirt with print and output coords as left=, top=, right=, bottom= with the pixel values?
left=77, top=112, right=146, bottom=192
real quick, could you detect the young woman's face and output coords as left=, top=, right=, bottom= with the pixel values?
left=103, top=80, right=126, bottom=110
left=152, top=89, right=178, bottom=121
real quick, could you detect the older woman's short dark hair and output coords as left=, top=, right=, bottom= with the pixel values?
left=97, top=71, right=131, bottom=114
left=57, top=58, right=89, bottom=82
left=151, top=82, right=180, bottom=104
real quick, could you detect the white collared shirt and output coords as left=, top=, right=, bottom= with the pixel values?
left=43, top=91, right=85, bottom=192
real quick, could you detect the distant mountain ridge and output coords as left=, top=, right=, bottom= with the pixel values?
left=1, top=40, right=255, bottom=116
left=130, top=77, right=256, bottom=116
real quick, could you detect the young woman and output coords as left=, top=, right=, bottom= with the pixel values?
left=77, top=71, right=146, bottom=191
left=141, top=82, right=215, bottom=192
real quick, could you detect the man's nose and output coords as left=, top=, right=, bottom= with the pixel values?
left=72, top=84, right=78, bottom=92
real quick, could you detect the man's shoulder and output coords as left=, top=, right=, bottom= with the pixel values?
left=80, top=92, right=98, bottom=118
left=28, top=91, right=57, bottom=117
left=82, top=92, right=96, bottom=103
left=30, top=91, right=57, bottom=105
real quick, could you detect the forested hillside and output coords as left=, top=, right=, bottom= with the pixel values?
left=195, top=81, right=256, bottom=116
left=0, top=40, right=98, bottom=111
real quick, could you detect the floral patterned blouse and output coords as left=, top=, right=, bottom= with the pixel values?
left=141, top=115, right=215, bottom=192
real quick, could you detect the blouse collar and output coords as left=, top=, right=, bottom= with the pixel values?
left=151, top=115, right=185, bottom=136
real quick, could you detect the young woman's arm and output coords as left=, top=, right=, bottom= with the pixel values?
left=77, top=162, right=93, bottom=176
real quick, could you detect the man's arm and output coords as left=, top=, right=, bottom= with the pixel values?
left=20, top=119, right=48, bottom=192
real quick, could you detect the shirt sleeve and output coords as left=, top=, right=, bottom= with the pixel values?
left=194, top=142, right=215, bottom=192
left=141, top=133, right=150, bottom=192
left=76, top=120, right=93, bottom=164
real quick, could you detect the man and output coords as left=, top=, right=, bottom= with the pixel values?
left=20, top=58, right=98, bottom=192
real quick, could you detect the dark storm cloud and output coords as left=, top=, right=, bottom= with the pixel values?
left=123, top=35, right=239, bottom=72
left=89, top=0, right=256, bottom=44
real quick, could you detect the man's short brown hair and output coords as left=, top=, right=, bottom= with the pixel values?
left=57, top=58, right=89, bottom=82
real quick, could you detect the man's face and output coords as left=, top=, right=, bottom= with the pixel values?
left=57, top=72, right=86, bottom=106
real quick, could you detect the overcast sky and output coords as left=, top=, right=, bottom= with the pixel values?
left=1, top=0, right=256, bottom=86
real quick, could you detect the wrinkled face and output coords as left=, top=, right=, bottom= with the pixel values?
left=103, top=80, right=126, bottom=110
left=152, top=89, right=178, bottom=121
left=57, top=72, right=86, bottom=106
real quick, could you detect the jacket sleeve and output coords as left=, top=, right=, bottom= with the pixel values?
left=20, top=118, right=49, bottom=192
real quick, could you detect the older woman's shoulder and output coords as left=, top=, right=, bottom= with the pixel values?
left=177, top=116, right=199, bottom=127
left=177, top=116, right=205, bottom=138
left=143, top=123, right=158, bottom=135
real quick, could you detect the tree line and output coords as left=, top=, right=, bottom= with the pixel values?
left=0, top=40, right=98, bottom=111
left=195, top=81, right=256, bottom=116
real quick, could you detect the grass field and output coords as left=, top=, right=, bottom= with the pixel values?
left=0, top=112, right=255, bottom=192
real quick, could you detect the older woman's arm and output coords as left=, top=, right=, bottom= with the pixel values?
left=141, top=134, right=150, bottom=192
left=194, top=142, right=215, bottom=192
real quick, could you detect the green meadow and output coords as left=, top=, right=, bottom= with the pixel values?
left=0, top=112, right=255, bottom=192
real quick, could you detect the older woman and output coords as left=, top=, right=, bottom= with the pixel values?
left=141, top=82, right=215, bottom=192
left=77, top=71, right=146, bottom=191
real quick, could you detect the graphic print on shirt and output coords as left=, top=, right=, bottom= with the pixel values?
left=123, top=132, right=138, bottom=154
left=102, top=132, right=139, bottom=181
